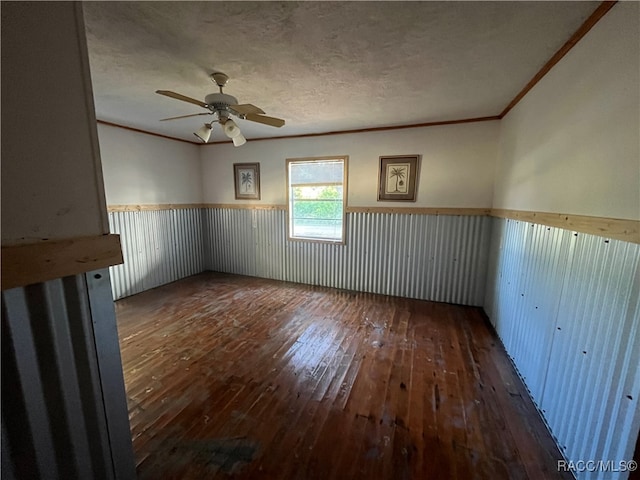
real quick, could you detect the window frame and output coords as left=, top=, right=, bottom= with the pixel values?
left=286, top=155, right=349, bottom=244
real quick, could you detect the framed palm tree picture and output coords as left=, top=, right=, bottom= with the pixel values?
left=233, top=163, right=261, bottom=200
left=377, top=155, right=420, bottom=201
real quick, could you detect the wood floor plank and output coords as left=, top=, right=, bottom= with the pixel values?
left=115, top=272, right=572, bottom=479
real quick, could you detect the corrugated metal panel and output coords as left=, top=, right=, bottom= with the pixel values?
left=486, top=218, right=640, bottom=479
left=542, top=233, right=640, bottom=476
left=1, top=270, right=135, bottom=479
left=340, top=212, right=492, bottom=304
left=483, top=217, right=504, bottom=323
left=490, top=219, right=573, bottom=403
left=204, top=208, right=492, bottom=306
left=254, top=208, right=287, bottom=280
left=108, top=209, right=205, bottom=300
left=203, top=208, right=257, bottom=276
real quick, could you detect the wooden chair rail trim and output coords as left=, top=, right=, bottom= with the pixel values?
left=491, top=209, right=639, bottom=244
left=201, top=203, right=287, bottom=211
left=105, top=204, right=638, bottom=243
left=108, top=203, right=204, bottom=212
left=108, top=204, right=288, bottom=212
left=346, top=206, right=491, bottom=216
left=108, top=204, right=490, bottom=215
left=2, top=234, right=123, bottom=290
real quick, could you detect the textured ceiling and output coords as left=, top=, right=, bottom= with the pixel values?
left=83, top=1, right=598, bottom=143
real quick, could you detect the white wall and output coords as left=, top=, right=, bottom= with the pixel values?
left=200, top=121, right=499, bottom=208
left=493, top=2, right=639, bottom=221
left=98, top=123, right=202, bottom=205
left=1, top=2, right=108, bottom=244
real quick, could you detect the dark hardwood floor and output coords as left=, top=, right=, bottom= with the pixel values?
left=114, top=272, right=570, bottom=480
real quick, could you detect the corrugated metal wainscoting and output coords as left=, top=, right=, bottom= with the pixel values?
left=484, top=217, right=640, bottom=480
left=203, top=208, right=492, bottom=306
left=1, top=269, right=135, bottom=479
left=108, top=209, right=205, bottom=300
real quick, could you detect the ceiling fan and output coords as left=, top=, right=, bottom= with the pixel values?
left=156, top=72, right=285, bottom=146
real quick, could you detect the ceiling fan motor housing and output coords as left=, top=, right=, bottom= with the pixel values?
left=205, top=93, right=238, bottom=112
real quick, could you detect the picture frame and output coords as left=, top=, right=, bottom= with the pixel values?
left=377, top=155, right=420, bottom=201
left=233, top=163, right=261, bottom=200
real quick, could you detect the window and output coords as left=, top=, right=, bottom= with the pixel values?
left=286, top=156, right=348, bottom=243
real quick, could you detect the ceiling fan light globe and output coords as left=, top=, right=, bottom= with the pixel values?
left=232, top=133, right=246, bottom=147
left=194, top=124, right=212, bottom=143
left=223, top=120, right=242, bottom=138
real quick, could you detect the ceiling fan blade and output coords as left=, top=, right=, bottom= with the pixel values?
left=245, top=113, right=285, bottom=128
left=156, top=90, right=208, bottom=108
left=230, top=104, right=265, bottom=115
left=160, top=112, right=212, bottom=121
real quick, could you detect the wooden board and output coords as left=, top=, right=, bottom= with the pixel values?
left=491, top=208, right=639, bottom=244
left=347, top=206, right=490, bottom=216
left=2, top=234, right=123, bottom=290
left=108, top=204, right=287, bottom=212
left=108, top=204, right=204, bottom=212
left=201, top=203, right=287, bottom=211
